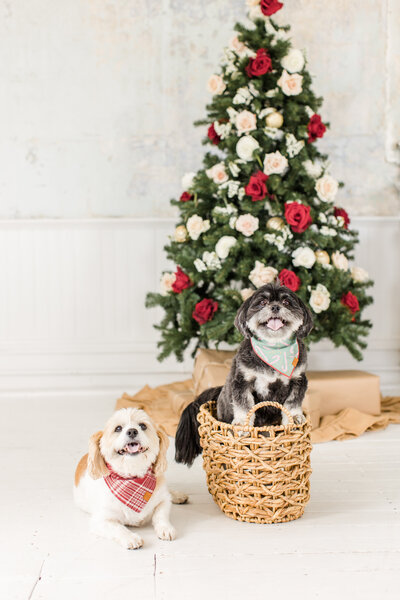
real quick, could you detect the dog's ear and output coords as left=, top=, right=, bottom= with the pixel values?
left=87, top=431, right=109, bottom=479
left=153, top=425, right=169, bottom=477
left=234, top=295, right=254, bottom=339
left=296, top=297, right=313, bottom=338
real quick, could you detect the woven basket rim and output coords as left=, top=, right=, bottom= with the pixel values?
left=199, top=400, right=310, bottom=433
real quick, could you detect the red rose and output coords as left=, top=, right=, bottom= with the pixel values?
left=334, top=207, right=350, bottom=229
left=207, top=123, right=220, bottom=145
left=245, top=171, right=269, bottom=202
left=260, top=0, right=283, bottom=16
left=279, top=269, right=301, bottom=292
left=245, top=48, right=272, bottom=78
left=307, top=114, right=326, bottom=143
left=341, top=292, right=359, bottom=314
left=284, top=202, right=312, bottom=233
left=180, top=191, right=193, bottom=202
left=192, top=298, right=218, bottom=325
left=172, top=266, right=192, bottom=294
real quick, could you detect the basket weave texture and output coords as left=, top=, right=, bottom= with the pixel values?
left=197, top=400, right=312, bottom=524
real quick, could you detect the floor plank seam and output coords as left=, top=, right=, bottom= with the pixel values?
left=27, top=557, right=46, bottom=600
left=153, top=552, right=157, bottom=600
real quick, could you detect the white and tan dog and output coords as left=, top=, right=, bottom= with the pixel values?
left=74, top=407, right=187, bottom=549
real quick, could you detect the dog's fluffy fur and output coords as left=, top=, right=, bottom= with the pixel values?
left=74, top=408, right=187, bottom=549
left=175, top=283, right=313, bottom=466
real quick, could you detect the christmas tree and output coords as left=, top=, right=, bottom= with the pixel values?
left=146, top=0, right=373, bottom=362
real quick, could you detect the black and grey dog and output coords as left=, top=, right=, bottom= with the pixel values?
left=175, top=283, right=313, bottom=466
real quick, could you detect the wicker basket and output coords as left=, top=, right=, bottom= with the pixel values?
left=197, top=400, right=312, bottom=524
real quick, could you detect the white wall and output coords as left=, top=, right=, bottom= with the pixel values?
left=0, top=0, right=399, bottom=218
left=0, top=217, right=399, bottom=398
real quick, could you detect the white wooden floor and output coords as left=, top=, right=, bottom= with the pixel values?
left=1, top=394, right=399, bottom=600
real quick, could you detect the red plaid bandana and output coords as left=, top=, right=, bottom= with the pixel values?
left=104, top=465, right=157, bottom=513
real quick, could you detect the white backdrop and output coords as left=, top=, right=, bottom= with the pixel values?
left=0, top=0, right=399, bottom=218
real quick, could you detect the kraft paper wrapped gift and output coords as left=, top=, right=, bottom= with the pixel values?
left=193, top=348, right=235, bottom=396
left=307, top=370, right=381, bottom=417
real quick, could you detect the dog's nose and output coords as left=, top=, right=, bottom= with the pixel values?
left=271, top=304, right=280, bottom=313
left=127, top=428, right=138, bottom=438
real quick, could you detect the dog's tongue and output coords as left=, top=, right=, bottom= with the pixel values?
left=267, top=318, right=284, bottom=331
left=126, top=442, right=141, bottom=454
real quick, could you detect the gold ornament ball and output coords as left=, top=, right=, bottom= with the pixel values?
left=266, top=216, right=285, bottom=231
left=173, top=225, right=188, bottom=243
left=315, top=249, right=330, bottom=264
left=265, top=111, right=284, bottom=129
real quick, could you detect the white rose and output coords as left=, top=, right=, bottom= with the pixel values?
left=181, top=172, right=195, bottom=189
left=202, top=251, right=221, bottom=270
left=303, top=160, right=322, bottom=179
left=265, top=111, right=283, bottom=128
left=246, top=0, right=260, bottom=6
left=215, top=235, right=237, bottom=259
left=235, top=214, right=259, bottom=237
left=187, top=215, right=210, bottom=240
left=309, top=284, right=331, bottom=314
left=207, top=74, right=226, bottom=95
left=315, top=175, right=338, bottom=202
left=240, top=288, right=255, bottom=301
left=236, top=110, right=257, bottom=135
left=263, top=151, right=289, bottom=175
left=249, top=261, right=278, bottom=288
left=277, top=70, right=303, bottom=96
left=194, top=258, right=207, bottom=273
left=331, top=251, right=348, bottom=271
left=351, top=266, right=369, bottom=283
left=206, top=162, right=228, bottom=184
left=281, top=49, right=305, bottom=73
left=236, top=135, right=260, bottom=161
left=160, top=272, right=175, bottom=295
left=229, top=36, right=248, bottom=57
left=292, top=246, right=316, bottom=269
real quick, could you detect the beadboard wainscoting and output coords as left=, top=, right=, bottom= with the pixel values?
left=0, top=216, right=399, bottom=398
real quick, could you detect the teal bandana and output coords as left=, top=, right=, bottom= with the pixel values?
left=250, top=335, right=299, bottom=379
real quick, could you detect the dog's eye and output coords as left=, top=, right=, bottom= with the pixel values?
left=139, top=423, right=147, bottom=431
left=259, top=298, right=269, bottom=306
left=282, top=299, right=289, bottom=306
left=114, top=425, right=122, bottom=433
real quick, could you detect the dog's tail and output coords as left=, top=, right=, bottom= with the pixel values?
left=175, top=386, right=222, bottom=466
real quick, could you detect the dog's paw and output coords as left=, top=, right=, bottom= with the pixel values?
left=123, top=533, right=144, bottom=550
left=282, top=410, right=305, bottom=426
left=156, top=524, right=176, bottom=541
left=293, top=413, right=306, bottom=425
left=170, top=490, right=189, bottom=505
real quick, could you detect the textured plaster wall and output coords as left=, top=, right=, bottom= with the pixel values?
left=0, top=0, right=399, bottom=218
